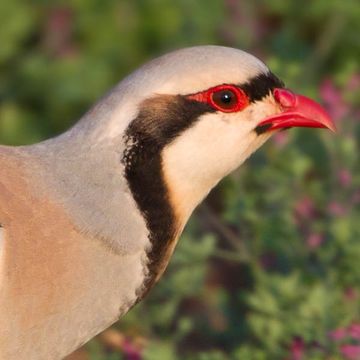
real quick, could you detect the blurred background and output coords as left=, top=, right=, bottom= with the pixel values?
left=1, top=0, right=359, bottom=359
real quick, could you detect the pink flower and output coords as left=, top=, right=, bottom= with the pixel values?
left=340, top=345, right=360, bottom=360
left=328, top=202, right=347, bottom=216
left=294, top=197, right=316, bottom=220
left=306, top=233, right=324, bottom=249
left=320, top=78, right=348, bottom=120
left=290, top=337, right=305, bottom=360
left=338, top=169, right=352, bottom=187
left=329, top=327, right=347, bottom=341
left=349, top=323, right=360, bottom=340
left=122, top=339, right=143, bottom=360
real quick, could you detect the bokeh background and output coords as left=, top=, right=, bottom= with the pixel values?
left=1, top=1, right=360, bottom=359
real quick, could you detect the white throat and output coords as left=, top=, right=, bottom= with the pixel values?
left=162, top=113, right=273, bottom=221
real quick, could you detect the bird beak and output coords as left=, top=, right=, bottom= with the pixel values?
left=256, top=88, right=336, bottom=133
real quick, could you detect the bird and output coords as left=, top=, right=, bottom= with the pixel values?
left=0, top=45, right=335, bottom=360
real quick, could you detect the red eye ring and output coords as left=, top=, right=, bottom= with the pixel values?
left=209, top=85, right=249, bottom=113
left=187, top=85, right=249, bottom=113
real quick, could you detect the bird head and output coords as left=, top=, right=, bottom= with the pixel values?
left=119, top=46, right=335, bottom=226
left=30, top=46, right=336, bottom=298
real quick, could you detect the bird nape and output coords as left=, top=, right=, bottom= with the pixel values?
left=0, top=46, right=335, bottom=360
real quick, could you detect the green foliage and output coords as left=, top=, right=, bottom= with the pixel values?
left=1, top=1, right=359, bottom=359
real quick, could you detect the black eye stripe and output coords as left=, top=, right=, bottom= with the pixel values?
left=240, top=72, right=285, bottom=102
left=185, top=72, right=284, bottom=107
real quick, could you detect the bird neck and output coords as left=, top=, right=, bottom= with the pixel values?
left=0, top=147, right=150, bottom=359
left=27, top=123, right=186, bottom=297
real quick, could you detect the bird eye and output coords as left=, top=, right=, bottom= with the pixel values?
left=209, top=85, right=249, bottom=113
left=212, top=90, right=236, bottom=108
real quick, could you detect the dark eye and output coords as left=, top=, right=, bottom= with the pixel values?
left=212, top=90, right=236, bottom=108
left=209, top=85, right=249, bottom=113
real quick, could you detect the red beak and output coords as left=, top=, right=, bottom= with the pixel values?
left=256, top=88, right=336, bottom=133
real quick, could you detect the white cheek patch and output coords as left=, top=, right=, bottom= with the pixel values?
left=162, top=111, right=269, bottom=220
left=161, top=94, right=280, bottom=221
